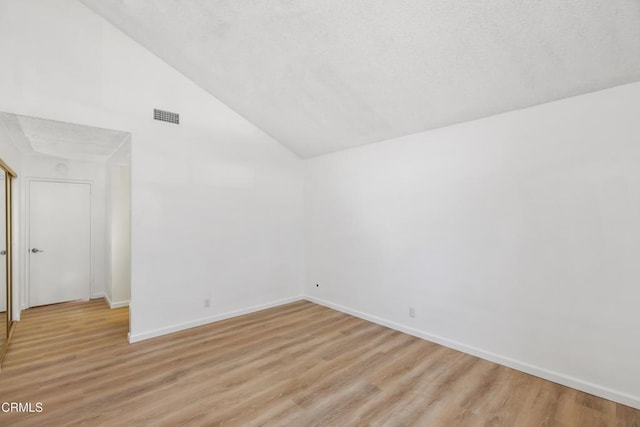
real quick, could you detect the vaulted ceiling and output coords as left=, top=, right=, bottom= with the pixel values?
left=80, top=0, right=640, bottom=157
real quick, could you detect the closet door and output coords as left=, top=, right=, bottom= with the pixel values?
left=0, top=169, right=6, bottom=351
left=0, top=158, right=16, bottom=366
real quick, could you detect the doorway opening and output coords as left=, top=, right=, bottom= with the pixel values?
left=0, top=112, right=131, bottom=338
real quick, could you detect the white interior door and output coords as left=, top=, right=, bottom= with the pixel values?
left=29, top=181, right=91, bottom=307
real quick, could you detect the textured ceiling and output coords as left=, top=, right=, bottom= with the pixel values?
left=0, top=113, right=130, bottom=162
left=80, top=0, right=640, bottom=157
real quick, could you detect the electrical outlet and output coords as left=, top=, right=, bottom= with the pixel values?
left=409, top=307, right=415, bottom=318
left=204, top=298, right=210, bottom=308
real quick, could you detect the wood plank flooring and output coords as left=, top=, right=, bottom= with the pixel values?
left=0, top=299, right=638, bottom=426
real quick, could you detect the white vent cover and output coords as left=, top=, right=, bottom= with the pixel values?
left=154, top=108, right=179, bottom=124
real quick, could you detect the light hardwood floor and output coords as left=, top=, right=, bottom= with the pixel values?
left=0, top=299, right=638, bottom=426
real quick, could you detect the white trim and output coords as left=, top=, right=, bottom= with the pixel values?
left=110, top=300, right=129, bottom=309
left=103, top=293, right=129, bottom=309
left=24, top=178, right=94, bottom=308
left=128, top=295, right=303, bottom=343
left=303, top=295, right=640, bottom=410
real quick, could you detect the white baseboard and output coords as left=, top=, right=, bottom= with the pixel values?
left=304, top=295, right=640, bottom=410
left=103, top=293, right=129, bottom=309
left=110, top=300, right=130, bottom=309
left=128, top=295, right=303, bottom=344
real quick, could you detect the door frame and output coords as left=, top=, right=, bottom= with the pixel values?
left=25, top=178, right=94, bottom=308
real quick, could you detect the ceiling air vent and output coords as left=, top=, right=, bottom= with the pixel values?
left=153, top=108, right=179, bottom=125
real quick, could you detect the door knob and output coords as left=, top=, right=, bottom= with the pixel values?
left=31, top=248, right=44, bottom=253
left=0, top=250, right=5, bottom=255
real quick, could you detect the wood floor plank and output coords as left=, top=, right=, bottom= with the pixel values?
left=0, top=299, right=638, bottom=426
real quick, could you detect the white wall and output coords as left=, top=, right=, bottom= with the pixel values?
left=21, top=155, right=107, bottom=302
left=305, top=82, right=640, bottom=408
left=105, top=141, right=131, bottom=308
left=0, top=0, right=305, bottom=340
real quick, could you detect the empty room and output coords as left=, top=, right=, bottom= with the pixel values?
left=1, top=0, right=639, bottom=425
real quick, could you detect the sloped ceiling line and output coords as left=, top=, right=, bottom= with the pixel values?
left=79, top=0, right=640, bottom=157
